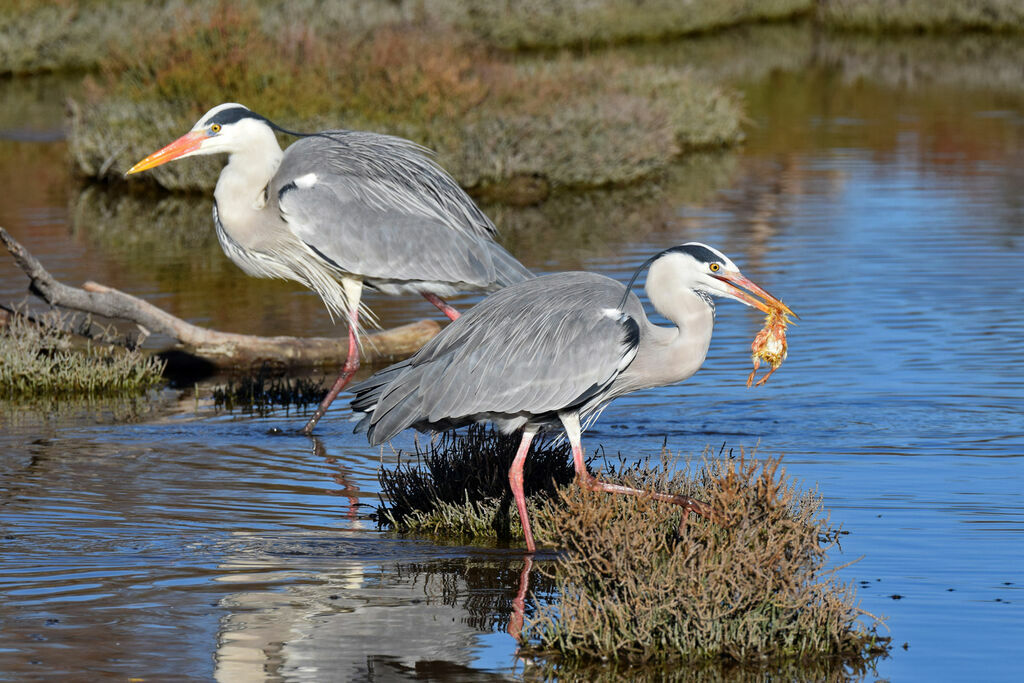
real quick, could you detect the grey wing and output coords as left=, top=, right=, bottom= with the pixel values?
left=354, top=273, right=640, bottom=443
left=273, top=133, right=531, bottom=288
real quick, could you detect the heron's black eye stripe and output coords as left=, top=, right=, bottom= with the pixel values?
left=667, top=243, right=723, bottom=265
left=205, top=106, right=268, bottom=128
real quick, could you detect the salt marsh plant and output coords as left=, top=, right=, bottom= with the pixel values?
left=65, top=2, right=744, bottom=195
left=376, top=432, right=888, bottom=667
left=377, top=425, right=576, bottom=542
left=525, top=455, right=888, bottom=665
left=0, top=308, right=165, bottom=399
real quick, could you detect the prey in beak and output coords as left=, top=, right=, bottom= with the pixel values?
left=713, top=269, right=797, bottom=387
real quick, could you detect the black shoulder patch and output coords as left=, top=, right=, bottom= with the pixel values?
left=666, top=243, right=722, bottom=265
left=278, top=180, right=298, bottom=201
left=621, top=315, right=640, bottom=351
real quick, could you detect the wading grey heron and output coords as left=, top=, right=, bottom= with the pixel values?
left=126, top=103, right=532, bottom=434
left=350, top=243, right=794, bottom=553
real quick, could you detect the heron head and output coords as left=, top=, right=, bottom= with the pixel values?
left=650, top=243, right=795, bottom=317
left=125, top=103, right=274, bottom=174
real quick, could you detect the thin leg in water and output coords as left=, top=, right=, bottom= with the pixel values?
left=559, top=411, right=710, bottom=519
left=301, top=280, right=363, bottom=435
left=507, top=555, right=534, bottom=641
left=508, top=427, right=539, bottom=553
left=421, top=291, right=461, bottom=321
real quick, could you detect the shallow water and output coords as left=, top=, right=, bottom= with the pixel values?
left=2, top=27, right=1024, bottom=681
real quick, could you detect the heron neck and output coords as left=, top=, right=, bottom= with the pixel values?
left=650, top=286, right=714, bottom=379
left=213, top=140, right=284, bottom=242
left=621, top=270, right=715, bottom=391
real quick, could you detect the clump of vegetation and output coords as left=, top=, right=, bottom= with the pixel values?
left=376, top=425, right=576, bottom=542
left=377, top=430, right=888, bottom=667
left=211, top=364, right=327, bottom=415
left=459, top=0, right=813, bottom=49
left=0, top=307, right=165, bottom=399
left=524, top=454, right=888, bottom=666
left=65, top=1, right=743, bottom=195
left=2, top=0, right=814, bottom=76
left=820, top=0, right=1024, bottom=34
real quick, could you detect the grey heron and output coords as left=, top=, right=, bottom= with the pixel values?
left=350, top=243, right=794, bottom=553
left=126, top=103, right=532, bottom=434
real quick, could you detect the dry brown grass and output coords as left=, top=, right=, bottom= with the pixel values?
left=103, top=4, right=493, bottom=127
left=525, top=453, right=888, bottom=665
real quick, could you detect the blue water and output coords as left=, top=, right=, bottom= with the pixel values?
left=2, top=39, right=1024, bottom=683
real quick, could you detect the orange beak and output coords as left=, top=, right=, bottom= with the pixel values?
left=125, top=130, right=207, bottom=175
left=714, top=271, right=797, bottom=319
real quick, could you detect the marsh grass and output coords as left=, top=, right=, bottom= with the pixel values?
left=821, top=0, right=1024, bottom=33
left=0, top=307, right=165, bottom=399
left=376, top=429, right=888, bottom=666
left=64, top=1, right=743, bottom=193
left=525, top=454, right=888, bottom=665
left=376, top=425, right=576, bottom=542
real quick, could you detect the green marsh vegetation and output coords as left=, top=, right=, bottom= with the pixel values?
left=0, top=306, right=165, bottom=400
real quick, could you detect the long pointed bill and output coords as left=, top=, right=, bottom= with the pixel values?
left=125, top=131, right=206, bottom=175
left=714, top=271, right=797, bottom=318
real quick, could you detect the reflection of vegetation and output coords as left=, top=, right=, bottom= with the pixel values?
left=396, top=557, right=558, bottom=633
left=813, top=32, right=1024, bottom=93
left=69, top=151, right=738, bottom=273
left=71, top=185, right=220, bottom=264
left=0, top=307, right=165, bottom=399
left=212, top=364, right=326, bottom=415
left=490, top=151, right=740, bottom=266
left=607, top=22, right=814, bottom=84
left=526, top=455, right=888, bottom=665
left=820, top=0, right=1024, bottom=33
left=529, top=651, right=887, bottom=682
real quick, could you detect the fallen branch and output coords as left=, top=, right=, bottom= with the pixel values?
left=1, top=226, right=440, bottom=371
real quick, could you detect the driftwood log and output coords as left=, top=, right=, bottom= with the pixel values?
left=1, top=226, right=440, bottom=372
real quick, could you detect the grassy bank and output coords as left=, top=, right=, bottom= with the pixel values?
left=2, top=0, right=814, bottom=76
left=821, top=0, right=1024, bottom=34
left=68, top=16, right=742, bottom=195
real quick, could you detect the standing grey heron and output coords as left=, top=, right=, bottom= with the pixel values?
left=126, top=103, right=532, bottom=434
left=350, top=243, right=795, bottom=553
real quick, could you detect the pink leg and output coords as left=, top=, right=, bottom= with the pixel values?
left=421, top=291, right=461, bottom=321
left=564, top=413, right=710, bottom=519
left=508, top=429, right=538, bottom=553
left=300, top=308, right=360, bottom=435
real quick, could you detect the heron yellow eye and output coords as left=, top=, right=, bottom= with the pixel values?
left=210, top=123, right=221, bottom=134
left=709, top=263, right=721, bottom=272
